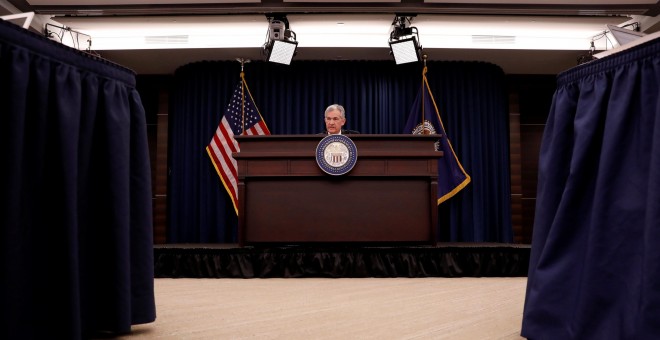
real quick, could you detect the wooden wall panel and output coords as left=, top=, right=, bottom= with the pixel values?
left=139, top=75, right=171, bottom=244
left=508, top=91, right=524, bottom=243
left=507, top=75, right=555, bottom=244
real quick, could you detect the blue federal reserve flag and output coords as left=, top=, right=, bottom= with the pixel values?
left=403, top=67, right=471, bottom=204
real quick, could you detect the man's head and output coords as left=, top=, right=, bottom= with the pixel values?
left=324, top=104, right=346, bottom=134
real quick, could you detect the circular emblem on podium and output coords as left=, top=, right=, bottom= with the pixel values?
left=316, top=134, right=358, bottom=176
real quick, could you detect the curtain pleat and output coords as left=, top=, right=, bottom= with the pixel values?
left=0, top=20, right=155, bottom=339
left=169, top=59, right=511, bottom=243
left=522, top=37, right=660, bottom=339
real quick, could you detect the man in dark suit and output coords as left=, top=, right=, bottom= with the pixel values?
left=322, top=104, right=360, bottom=134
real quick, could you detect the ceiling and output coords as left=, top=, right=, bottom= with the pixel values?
left=3, top=0, right=660, bottom=74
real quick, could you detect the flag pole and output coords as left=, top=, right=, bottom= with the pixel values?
left=236, top=58, right=250, bottom=135
left=421, top=54, right=428, bottom=132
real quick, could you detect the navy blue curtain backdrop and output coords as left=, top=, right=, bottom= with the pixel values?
left=169, top=60, right=512, bottom=243
left=522, top=37, right=660, bottom=338
left=0, top=21, right=155, bottom=339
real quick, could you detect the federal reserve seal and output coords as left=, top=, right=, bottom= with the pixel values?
left=316, top=134, right=358, bottom=176
left=412, top=120, right=441, bottom=151
left=411, top=120, right=437, bottom=135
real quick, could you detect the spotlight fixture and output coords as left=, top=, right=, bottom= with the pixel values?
left=606, top=24, right=645, bottom=47
left=389, top=15, right=422, bottom=65
left=1, top=11, right=35, bottom=29
left=263, top=14, right=298, bottom=65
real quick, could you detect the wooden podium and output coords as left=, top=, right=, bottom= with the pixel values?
left=233, top=134, right=442, bottom=246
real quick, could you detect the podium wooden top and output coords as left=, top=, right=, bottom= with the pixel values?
left=234, top=134, right=444, bottom=159
left=234, top=134, right=442, bottom=143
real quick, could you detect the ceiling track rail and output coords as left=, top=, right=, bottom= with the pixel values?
left=28, top=3, right=655, bottom=17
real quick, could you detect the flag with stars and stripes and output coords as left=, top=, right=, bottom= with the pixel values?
left=206, top=74, right=270, bottom=214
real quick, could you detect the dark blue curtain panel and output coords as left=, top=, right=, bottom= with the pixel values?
left=0, top=20, right=155, bottom=339
left=522, top=36, right=660, bottom=339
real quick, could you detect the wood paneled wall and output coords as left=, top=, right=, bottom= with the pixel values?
left=138, top=76, right=171, bottom=244
left=507, top=75, right=556, bottom=244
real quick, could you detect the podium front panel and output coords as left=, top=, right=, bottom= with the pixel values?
left=244, top=178, right=432, bottom=242
left=234, top=135, right=441, bottom=245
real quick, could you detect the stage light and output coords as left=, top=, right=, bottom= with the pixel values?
left=606, top=24, right=645, bottom=47
left=1, top=12, right=35, bottom=29
left=263, top=15, right=298, bottom=65
left=389, top=15, right=422, bottom=65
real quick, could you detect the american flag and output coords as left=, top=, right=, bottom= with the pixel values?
left=206, top=78, right=270, bottom=214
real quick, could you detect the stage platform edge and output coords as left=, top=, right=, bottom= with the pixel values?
left=154, top=243, right=530, bottom=278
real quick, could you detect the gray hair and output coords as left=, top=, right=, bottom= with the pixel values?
left=324, top=104, right=345, bottom=119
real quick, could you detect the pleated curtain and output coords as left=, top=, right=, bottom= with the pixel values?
left=522, top=36, right=660, bottom=338
left=0, top=20, right=155, bottom=339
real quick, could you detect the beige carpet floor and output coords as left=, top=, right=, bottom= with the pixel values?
left=119, top=277, right=527, bottom=339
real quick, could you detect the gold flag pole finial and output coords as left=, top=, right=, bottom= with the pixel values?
left=422, top=54, right=428, bottom=75
left=236, top=58, right=250, bottom=78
